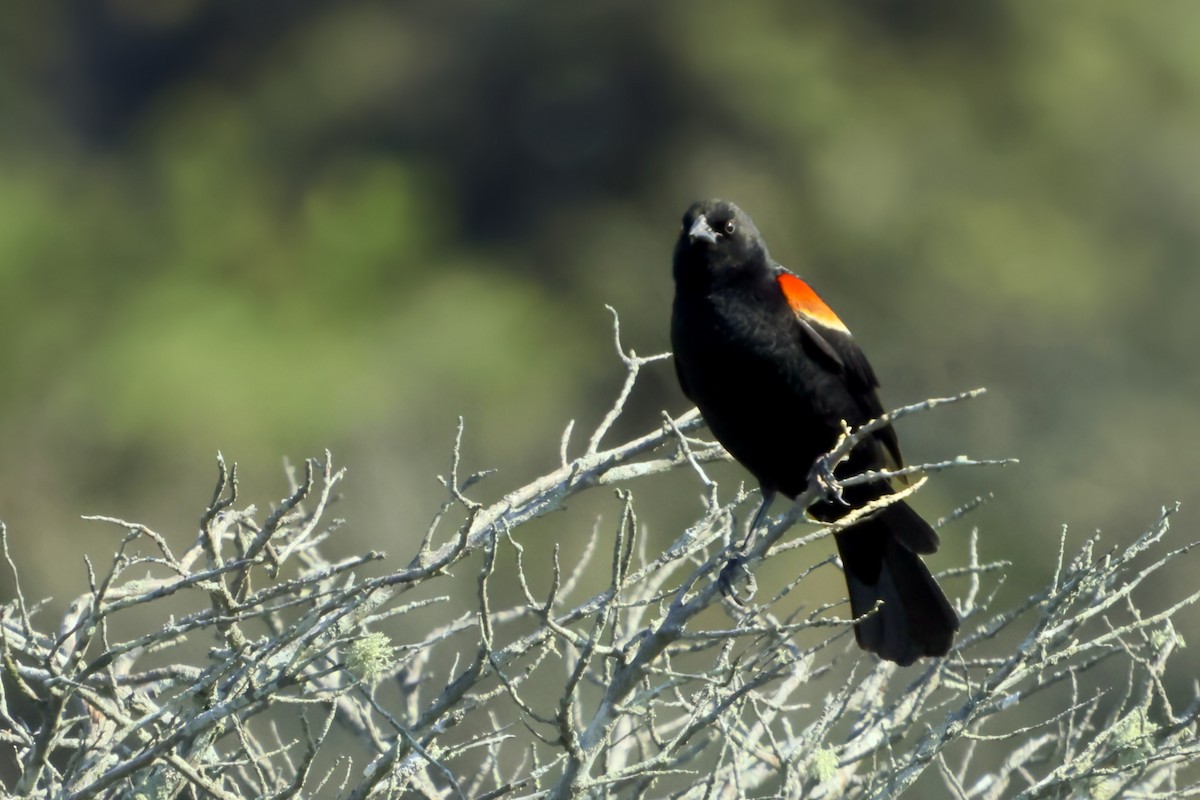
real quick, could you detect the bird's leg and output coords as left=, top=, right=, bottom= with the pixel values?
left=813, top=454, right=851, bottom=507
left=738, top=487, right=776, bottom=552
left=719, top=487, right=775, bottom=604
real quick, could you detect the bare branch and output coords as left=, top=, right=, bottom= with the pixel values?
left=1, top=324, right=1195, bottom=799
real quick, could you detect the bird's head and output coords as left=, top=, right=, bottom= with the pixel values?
left=673, top=199, right=768, bottom=283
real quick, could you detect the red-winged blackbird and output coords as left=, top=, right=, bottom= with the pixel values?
left=671, top=199, right=958, bottom=666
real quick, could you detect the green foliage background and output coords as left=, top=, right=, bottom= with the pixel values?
left=2, top=0, right=1199, bottom=697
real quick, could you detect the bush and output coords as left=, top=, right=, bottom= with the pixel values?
left=3, top=319, right=1198, bottom=798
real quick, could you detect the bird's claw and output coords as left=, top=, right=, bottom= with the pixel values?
left=718, top=553, right=758, bottom=606
left=815, top=456, right=851, bottom=507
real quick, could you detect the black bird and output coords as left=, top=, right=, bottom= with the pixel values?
left=671, top=199, right=958, bottom=665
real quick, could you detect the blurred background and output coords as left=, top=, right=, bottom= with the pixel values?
left=2, top=0, right=1199, bottom=735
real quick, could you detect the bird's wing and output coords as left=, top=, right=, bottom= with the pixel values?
left=775, top=269, right=905, bottom=472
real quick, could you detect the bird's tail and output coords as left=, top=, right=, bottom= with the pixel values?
left=834, top=500, right=959, bottom=666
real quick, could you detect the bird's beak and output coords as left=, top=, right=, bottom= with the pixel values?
left=688, top=214, right=718, bottom=244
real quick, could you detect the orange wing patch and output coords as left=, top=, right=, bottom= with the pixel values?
left=776, top=273, right=849, bottom=333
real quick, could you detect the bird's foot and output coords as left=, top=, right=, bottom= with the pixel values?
left=718, top=552, right=758, bottom=606
left=814, top=456, right=851, bottom=507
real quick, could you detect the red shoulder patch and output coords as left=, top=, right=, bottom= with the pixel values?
left=776, top=273, right=849, bottom=333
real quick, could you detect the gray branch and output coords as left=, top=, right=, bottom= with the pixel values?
left=1, top=312, right=1196, bottom=798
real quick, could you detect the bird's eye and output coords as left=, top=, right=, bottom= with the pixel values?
left=724, top=220, right=736, bottom=235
